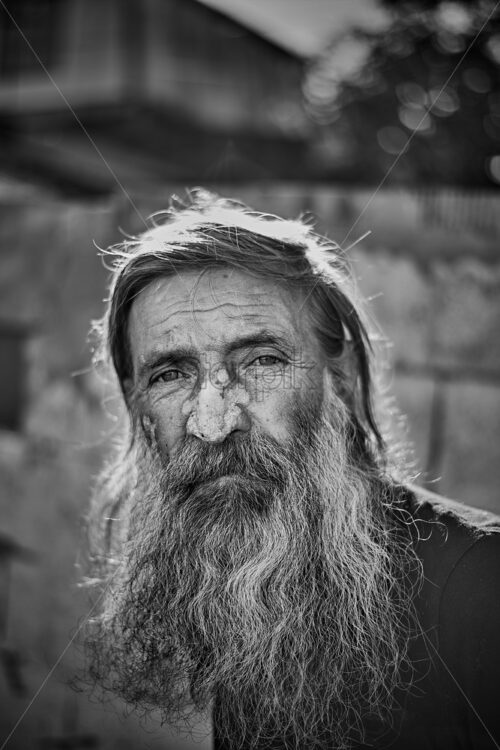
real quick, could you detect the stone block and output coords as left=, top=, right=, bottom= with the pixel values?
left=438, top=381, right=500, bottom=514
left=351, top=249, right=433, bottom=367
left=0, top=202, right=64, bottom=326
left=430, top=259, right=500, bottom=374
left=24, top=378, right=113, bottom=447
left=0, top=200, right=118, bottom=384
left=45, top=202, right=117, bottom=377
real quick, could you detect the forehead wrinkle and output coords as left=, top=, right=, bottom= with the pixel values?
left=170, top=301, right=276, bottom=316
left=196, top=270, right=280, bottom=307
left=141, top=307, right=281, bottom=340
left=128, top=269, right=317, bottom=364
left=154, top=303, right=288, bottom=346
left=142, top=320, right=297, bottom=352
left=131, top=296, right=276, bottom=332
left=133, top=271, right=292, bottom=323
left=133, top=309, right=303, bottom=358
left=177, top=309, right=293, bottom=348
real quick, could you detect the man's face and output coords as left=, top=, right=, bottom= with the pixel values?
left=127, top=267, right=326, bottom=456
left=88, top=265, right=414, bottom=749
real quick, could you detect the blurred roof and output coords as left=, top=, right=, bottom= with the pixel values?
left=196, top=0, right=390, bottom=58
left=0, top=0, right=322, bottom=197
left=0, top=103, right=317, bottom=198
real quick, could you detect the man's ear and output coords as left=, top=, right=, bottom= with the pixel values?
left=329, top=341, right=358, bottom=408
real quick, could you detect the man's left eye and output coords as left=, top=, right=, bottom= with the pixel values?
left=249, top=355, right=283, bottom=367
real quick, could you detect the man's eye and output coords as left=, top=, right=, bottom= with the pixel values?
left=249, top=355, right=283, bottom=367
left=152, top=369, right=185, bottom=384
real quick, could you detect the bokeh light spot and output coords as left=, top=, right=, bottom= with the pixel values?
left=436, top=2, right=472, bottom=34
left=398, top=105, right=434, bottom=133
left=463, top=68, right=491, bottom=94
left=429, top=87, right=460, bottom=116
left=377, top=126, right=409, bottom=154
left=435, top=31, right=465, bottom=54
left=396, top=82, right=428, bottom=106
left=486, top=34, right=500, bottom=65
left=486, top=155, right=500, bottom=183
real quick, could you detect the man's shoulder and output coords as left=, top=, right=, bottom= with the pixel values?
left=396, top=487, right=500, bottom=747
left=397, top=485, right=500, bottom=633
left=401, top=485, right=500, bottom=572
left=404, top=484, right=500, bottom=535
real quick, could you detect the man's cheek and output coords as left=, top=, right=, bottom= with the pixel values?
left=247, top=394, right=294, bottom=445
left=250, top=361, right=322, bottom=402
left=137, top=406, right=179, bottom=457
left=243, top=369, right=286, bottom=403
left=140, top=414, right=157, bottom=445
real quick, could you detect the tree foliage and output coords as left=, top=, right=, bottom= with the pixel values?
left=304, top=0, right=500, bottom=186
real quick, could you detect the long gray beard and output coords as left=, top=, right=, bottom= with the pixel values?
left=85, top=390, right=418, bottom=750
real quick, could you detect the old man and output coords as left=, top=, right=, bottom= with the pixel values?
left=85, top=191, right=500, bottom=749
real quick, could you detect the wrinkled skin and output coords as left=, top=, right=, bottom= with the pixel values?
left=126, top=268, right=326, bottom=455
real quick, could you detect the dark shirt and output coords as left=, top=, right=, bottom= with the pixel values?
left=385, top=489, right=500, bottom=749
left=213, top=488, right=500, bottom=749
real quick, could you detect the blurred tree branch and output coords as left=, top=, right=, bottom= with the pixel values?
left=304, top=0, right=500, bottom=186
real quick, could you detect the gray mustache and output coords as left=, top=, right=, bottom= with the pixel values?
left=164, top=433, right=290, bottom=490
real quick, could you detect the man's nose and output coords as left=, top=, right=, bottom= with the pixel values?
left=185, top=367, right=249, bottom=443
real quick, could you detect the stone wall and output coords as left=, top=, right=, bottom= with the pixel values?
left=0, top=185, right=499, bottom=749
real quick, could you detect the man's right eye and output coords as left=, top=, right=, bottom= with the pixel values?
left=151, top=370, right=185, bottom=385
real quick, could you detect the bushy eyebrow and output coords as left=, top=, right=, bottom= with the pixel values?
left=136, top=347, right=197, bottom=382
left=225, top=331, right=293, bottom=356
left=136, top=330, right=293, bottom=382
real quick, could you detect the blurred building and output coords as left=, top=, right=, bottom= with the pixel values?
left=0, top=0, right=316, bottom=196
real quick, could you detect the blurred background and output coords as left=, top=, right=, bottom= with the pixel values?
left=0, top=0, right=499, bottom=747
